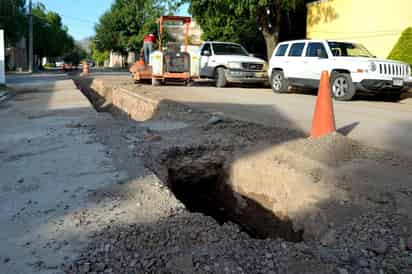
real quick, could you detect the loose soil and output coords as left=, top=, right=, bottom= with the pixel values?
left=66, top=76, right=412, bottom=274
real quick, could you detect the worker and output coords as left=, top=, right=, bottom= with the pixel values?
left=143, top=33, right=156, bottom=65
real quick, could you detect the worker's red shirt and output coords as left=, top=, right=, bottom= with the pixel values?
left=144, top=34, right=156, bottom=43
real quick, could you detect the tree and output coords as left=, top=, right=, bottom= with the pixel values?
left=189, top=0, right=309, bottom=59
left=63, top=44, right=87, bottom=65
left=0, top=0, right=27, bottom=46
left=388, top=27, right=412, bottom=66
left=94, top=0, right=181, bottom=54
left=32, top=3, right=74, bottom=62
left=90, top=40, right=109, bottom=67
left=188, top=1, right=266, bottom=56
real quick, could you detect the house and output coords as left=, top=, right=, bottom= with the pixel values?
left=5, top=37, right=27, bottom=71
left=306, top=0, right=412, bottom=58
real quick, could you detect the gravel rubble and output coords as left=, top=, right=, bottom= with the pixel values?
left=64, top=79, right=412, bottom=274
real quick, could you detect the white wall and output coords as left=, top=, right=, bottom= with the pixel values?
left=0, top=30, right=5, bottom=84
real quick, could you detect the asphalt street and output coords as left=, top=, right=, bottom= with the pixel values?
left=114, top=73, right=412, bottom=158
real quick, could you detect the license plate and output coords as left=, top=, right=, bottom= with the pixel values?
left=393, top=78, right=403, bottom=86
left=255, top=72, right=265, bottom=78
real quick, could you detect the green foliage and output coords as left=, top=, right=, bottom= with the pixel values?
left=0, top=0, right=27, bottom=45
left=62, top=44, right=87, bottom=65
left=189, top=1, right=265, bottom=55
left=90, top=40, right=110, bottom=67
left=32, top=3, right=75, bottom=59
left=388, top=27, right=412, bottom=67
left=44, top=63, right=56, bottom=68
left=94, top=0, right=181, bottom=53
left=188, top=0, right=309, bottom=58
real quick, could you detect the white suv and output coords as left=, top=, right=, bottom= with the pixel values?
left=268, top=39, right=411, bottom=100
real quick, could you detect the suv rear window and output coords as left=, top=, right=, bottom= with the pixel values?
left=288, top=43, right=305, bottom=57
left=275, top=44, right=288, bottom=56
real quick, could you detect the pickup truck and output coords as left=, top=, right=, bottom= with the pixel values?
left=198, top=41, right=268, bottom=87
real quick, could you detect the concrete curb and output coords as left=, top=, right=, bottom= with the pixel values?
left=0, top=90, right=10, bottom=103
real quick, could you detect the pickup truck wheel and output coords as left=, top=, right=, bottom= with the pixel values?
left=330, top=73, right=356, bottom=101
left=271, top=70, right=288, bottom=93
left=215, top=67, right=227, bottom=88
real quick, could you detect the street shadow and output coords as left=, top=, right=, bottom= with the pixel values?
left=337, top=122, right=360, bottom=136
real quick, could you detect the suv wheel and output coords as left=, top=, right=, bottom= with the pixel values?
left=271, top=70, right=288, bottom=93
left=330, top=72, right=356, bottom=101
left=215, top=67, right=227, bottom=88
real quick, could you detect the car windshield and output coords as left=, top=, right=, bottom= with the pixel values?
left=328, top=42, right=374, bottom=58
left=212, top=43, right=249, bottom=56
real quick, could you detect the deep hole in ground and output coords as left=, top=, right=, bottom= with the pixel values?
left=168, top=158, right=304, bottom=242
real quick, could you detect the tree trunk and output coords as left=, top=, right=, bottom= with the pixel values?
left=258, top=3, right=282, bottom=60
left=262, top=30, right=278, bottom=60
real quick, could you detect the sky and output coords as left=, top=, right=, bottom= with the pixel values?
left=34, top=1, right=190, bottom=41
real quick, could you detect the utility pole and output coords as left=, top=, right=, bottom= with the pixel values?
left=28, top=0, right=34, bottom=73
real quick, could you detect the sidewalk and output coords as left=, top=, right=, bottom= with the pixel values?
left=0, top=74, right=126, bottom=273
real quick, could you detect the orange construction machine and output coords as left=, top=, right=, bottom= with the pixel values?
left=129, top=16, right=199, bottom=86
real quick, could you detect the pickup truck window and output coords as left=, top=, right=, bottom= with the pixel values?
left=306, top=42, right=328, bottom=58
left=288, top=43, right=305, bottom=57
left=212, top=43, right=248, bottom=56
left=328, top=42, right=374, bottom=57
left=275, top=44, right=288, bottom=56
left=201, top=43, right=211, bottom=56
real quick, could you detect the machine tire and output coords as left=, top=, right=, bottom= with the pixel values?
left=270, top=70, right=288, bottom=93
left=330, top=72, right=356, bottom=101
left=152, top=78, right=161, bottom=86
left=215, top=67, right=227, bottom=88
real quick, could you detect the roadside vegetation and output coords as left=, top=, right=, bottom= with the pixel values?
left=92, top=0, right=311, bottom=60
left=388, top=27, right=412, bottom=68
left=188, top=0, right=311, bottom=59
left=0, top=0, right=27, bottom=46
left=93, top=0, right=181, bottom=56
left=0, top=0, right=84, bottom=69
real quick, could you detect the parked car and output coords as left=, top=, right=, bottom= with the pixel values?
left=55, top=61, right=64, bottom=68
left=62, top=63, right=76, bottom=72
left=199, top=41, right=268, bottom=87
left=268, top=39, right=411, bottom=100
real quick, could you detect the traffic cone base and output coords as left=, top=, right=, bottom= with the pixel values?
left=310, top=71, right=336, bottom=138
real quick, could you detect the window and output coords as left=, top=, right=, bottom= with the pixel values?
left=327, top=42, right=374, bottom=57
left=212, top=43, right=249, bottom=56
left=275, top=44, right=288, bottom=56
left=201, top=44, right=211, bottom=56
left=288, top=43, right=305, bottom=57
left=306, top=42, right=328, bottom=58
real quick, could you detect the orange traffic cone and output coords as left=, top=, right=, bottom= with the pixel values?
left=310, top=71, right=336, bottom=137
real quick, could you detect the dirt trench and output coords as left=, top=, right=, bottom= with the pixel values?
left=165, top=148, right=304, bottom=242
left=73, top=77, right=309, bottom=241
left=73, top=76, right=412, bottom=245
